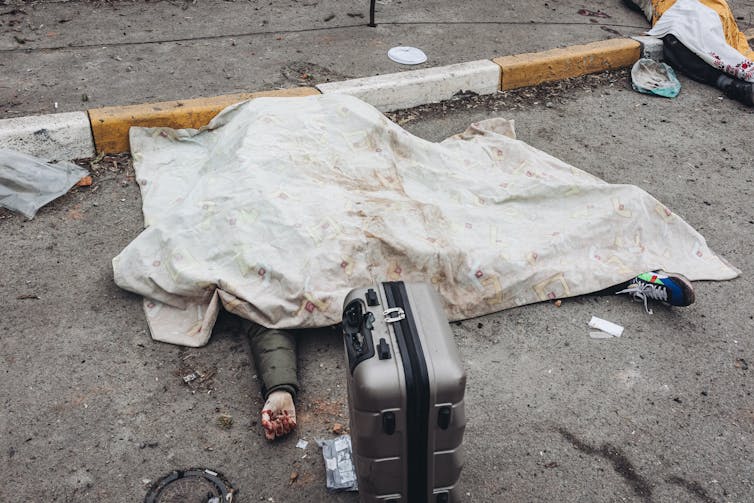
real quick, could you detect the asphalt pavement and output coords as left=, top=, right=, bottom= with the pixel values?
left=1, top=0, right=660, bottom=116
left=1, top=1, right=754, bottom=502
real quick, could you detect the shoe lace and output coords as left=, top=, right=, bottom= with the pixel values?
left=615, top=281, right=667, bottom=314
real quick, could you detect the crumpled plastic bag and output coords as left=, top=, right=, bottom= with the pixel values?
left=317, top=435, right=358, bottom=492
left=0, top=149, right=89, bottom=219
left=631, top=58, right=682, bottom=98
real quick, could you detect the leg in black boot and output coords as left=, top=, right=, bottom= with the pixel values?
left=663, top=34, right=754, bottom=107
left=716, top=74, right=754, bottom=107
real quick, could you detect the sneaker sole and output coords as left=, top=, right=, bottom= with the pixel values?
left=661, top=272, right=695, bottom=307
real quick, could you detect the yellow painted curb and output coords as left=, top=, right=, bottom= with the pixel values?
left=493, top=39, right=641, bottom=91
left=88, top=87, right=320, bottom=154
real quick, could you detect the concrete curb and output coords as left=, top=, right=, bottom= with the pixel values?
left=0, top=112, right=95, bottom=161
left=493, top=39, right=641, bottom=91
left=88, top=88, right=320, bottom=155
left=0, top=36, right=698, bottom=158
left=316, top=60, right=501, bottom=112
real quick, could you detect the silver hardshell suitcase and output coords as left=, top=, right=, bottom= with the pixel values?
left=342, top=281, right=466, bottom=502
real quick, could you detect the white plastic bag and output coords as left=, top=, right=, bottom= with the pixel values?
left=0, top=149, right=88, bottom=219
left=631, top=58, right=682, bottom=98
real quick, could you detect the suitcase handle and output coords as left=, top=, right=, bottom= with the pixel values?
left=343, top=299, right=376, bottom=373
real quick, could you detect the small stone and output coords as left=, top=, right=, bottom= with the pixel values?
left=554, top=300, right=562, bottom=307
left=289, top=471, right=299, bottom=484
left=332, top=423, right=344, bottom=435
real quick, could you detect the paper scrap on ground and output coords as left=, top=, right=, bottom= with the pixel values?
left=589, top=316, right=625, bottom=338
left=113, top=94, right=739, bottom=347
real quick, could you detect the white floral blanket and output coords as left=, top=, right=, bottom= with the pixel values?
left=113, top=94, right=738, bottom=346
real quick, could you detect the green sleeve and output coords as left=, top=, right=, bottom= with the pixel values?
left=247, top=322, right=299, bottom=399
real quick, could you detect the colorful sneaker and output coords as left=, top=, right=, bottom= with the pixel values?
left=616, top=271, right=695, bottom=314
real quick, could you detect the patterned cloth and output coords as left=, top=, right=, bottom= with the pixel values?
left=113, top=95, right=739, bottom=347
left=644, top=0, right=754, bottom=82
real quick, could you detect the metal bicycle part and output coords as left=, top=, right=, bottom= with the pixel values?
left=144, top=468, right=235, bottom=503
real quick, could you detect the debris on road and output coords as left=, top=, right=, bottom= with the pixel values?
left=182, top=371, right=199, bottom=384
left=388, top=46, right=427, bottom=65
left=16, top=294, right=40, bottom=300
left=318, top=435, right=358, bottom=492
left=180, top=368, right=216, bottom=388
left=735, top=358, right=749, bottom=370
left=75, top=175, right=93, bottom=187
left=600, top=26, right=622, bottom=36
left=289, top=470, right=299, bottom=485
left=0, top=149, right=90, bottom=219
left=217, top=414, right=233, bottom=430
left=631, top=58, right=681, bottom=98
left=144, top=468, right=235, bottom=503
left=577, top=8, right=610, bottom=18
left=387, top=69, right=630, bottom=125
left=588, top=316, right=624, bottom=338
left=296, top=439, right=309, bottom=450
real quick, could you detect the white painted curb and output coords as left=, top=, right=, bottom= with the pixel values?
left=316, top=60, right=501, bottom=112
left=0, top=112, right=95, bottom=161
left=631, top=35, right=664, bottom=62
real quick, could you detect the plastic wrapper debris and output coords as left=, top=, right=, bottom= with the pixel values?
left=317, top=435, right=358, bottom=492
left=0, top=149, right=89, bottom=219
left=631, top=58, right=682, bottom=98
left=588, top=316, right=624, bottom=338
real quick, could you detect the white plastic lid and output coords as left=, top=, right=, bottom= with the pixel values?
left=387, top=46, right=427, bottom=65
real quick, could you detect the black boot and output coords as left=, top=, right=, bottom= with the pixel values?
left=663, top=34, right=754, bottom=107
left=716, top=74, right=754, bottom=107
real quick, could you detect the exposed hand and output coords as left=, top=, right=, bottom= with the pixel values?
left=261, top=390, right=297, bottom=441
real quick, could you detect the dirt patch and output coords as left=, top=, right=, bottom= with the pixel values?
left=280, top=61, right=351, bottom=86
left=174, top=348, right=218, bottom=392
left=386, top=68, right=630, bottom=126
left=297, top=397, right=347, bottom=428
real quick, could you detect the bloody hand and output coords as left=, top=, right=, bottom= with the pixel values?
left=261, top=390, right=297, bottom=440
